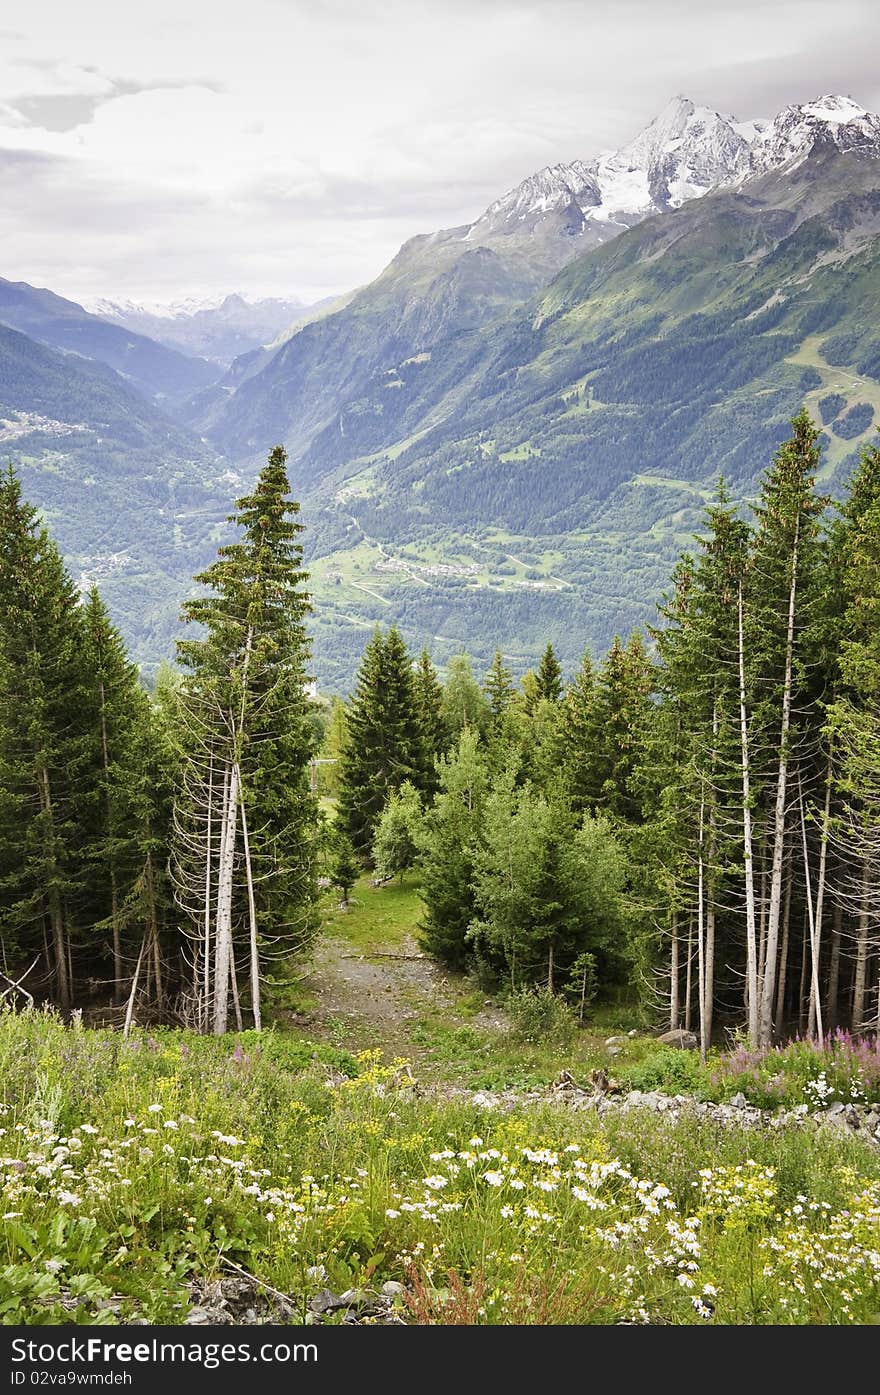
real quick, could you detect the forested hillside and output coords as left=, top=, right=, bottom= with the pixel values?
left=2, top=417, right=878, bottom=1048
left=297, top=146, right=880, bottom=687
left=2, top=423, right=879, bottom=1331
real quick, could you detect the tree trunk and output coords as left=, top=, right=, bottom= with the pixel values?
left=203, top=755, right=214, bottom=1033
left=98, top=680, right=123, bottom=1005
left=758, top=853, right=768, bottom=992
left=797, top=911, right=810, bottom=1036
left=38, top=763, right=70, bottom=1013
left=807, top=756, right=833, bottom=1041
left=123, top=933, right=147, bottom=1039
left=669, top=910, right=680, bottom=1032
left=758, top=521, right=800, bottom=1047
left=229, top=941, right=243, bottom=1032
left=852, top=860, right=870, bottom=1032
left=213, top=759, right=239, bottom=1035
left=826, top=902, right=843, bottom=1031
left=146, top=851, right=162, bottom=1008
left=697, top=797, right=707, bottom=1063
left=239, top=770, right=261, bottom=1032
left=738, top=581, right=759, bottom=1046
left=774, top=866, right=793, bottom=1039
left=800, top=783, right=823, bottom=1042
left=684, top=913, right=693, bottom=1033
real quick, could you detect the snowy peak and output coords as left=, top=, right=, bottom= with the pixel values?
left=468, top=97, right=763, bottom=246
left=747, top=94, right=880, bottom=178
left=601, top=96, right=757, bottom=213
left=470, top=160, right=601, bottom=238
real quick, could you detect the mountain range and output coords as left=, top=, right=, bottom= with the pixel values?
left=86, top=292, right=336, bottom=367
left=4, top=93, right=880, bottom=688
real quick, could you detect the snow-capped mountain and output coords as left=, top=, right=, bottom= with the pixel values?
left=87, top=292, right=324, bottom=366
left=467, top=97, right=763, bottom=246
left=745, top=95, right=880, bottom=178
left=466, top=93, right=880, bottom=252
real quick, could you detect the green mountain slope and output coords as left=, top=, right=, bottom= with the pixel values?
left=0, top=277, right=220, bottom=408
left=0, top=321, right=231, bottom=674
left=297, top=148, right=880, bottom=689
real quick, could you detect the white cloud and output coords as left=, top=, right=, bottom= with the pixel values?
left=2, top=0, right=880, bottom=302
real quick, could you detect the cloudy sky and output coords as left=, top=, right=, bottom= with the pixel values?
left=3, top=0, right=880, bottom=306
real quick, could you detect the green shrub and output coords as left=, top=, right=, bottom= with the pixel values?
left=619, top=1046, right=711, bottom=1097
left=506, top=986, right=577, bottom=1048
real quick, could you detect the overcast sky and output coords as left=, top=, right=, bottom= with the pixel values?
left=3, top=0, right=880, bottom=306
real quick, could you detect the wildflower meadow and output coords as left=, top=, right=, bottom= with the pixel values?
left=1, top=1009, right=879, bottom=1326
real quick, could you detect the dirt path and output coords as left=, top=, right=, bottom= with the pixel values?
left=300, top=932, right=452, bottom=1052
left=296, top=904, right=507, bottom=1065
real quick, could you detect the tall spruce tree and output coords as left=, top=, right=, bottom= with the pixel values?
left=337, top=626, right=423, bottom=853
left=173, top=446, right=318, bottom=1034
left=418, top=727, right=490, bottom=971
left=483, top=650, right=516, bottom=729
left=559, top=650, right=597, bottom=814
left=534, top=643, right=563, bottom=703
left=413, top=648, right=449, bottom=793
left=0, top=467, right=94, bottom=1012
left=749, top=411, right=824, bottom=1046
left=80, top=588, right=151, bottom=1004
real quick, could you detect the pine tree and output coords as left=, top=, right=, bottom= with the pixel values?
left=470, top=786, right=626, bottom=991
left=337, top=626, right=423, bottom=853
left=825, top=443, right=880, bottom=1031
left=534, top=643, right=563, bottom=703
left=0, top=467, right=94, bottom=1013
left=413, top=648, right=449, bottom=793
left=330, top=830, right=361, bottom=907
left=559, top=650, right=596, bottom=814
left=483, top=650, right=516, bottom=730
left=173, top=445, right=318, bottom=1034
left=80, top=588, right=149, bottom=1004
left=418, top=728, right=489, bottom=970
left=749, top=411, right=824, bottom=1046
left=583, top=634, right=653, bottom=821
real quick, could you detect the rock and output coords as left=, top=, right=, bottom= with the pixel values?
left=381, top=1281, right=405, bottom=1299
left=604, top=1036, right=623, bottom=1046
left=730, top=1092, right=749, bottom=1109
left=184, top=1308, right=214, bottom=1325
left=656, top=1029, right=699, bottom=1049
left=825, top=1101, right=846, bottom=1116
left=608, top=1046, right=622, bottom=1057
left=309, top=1289, right=346, bottom=1315
left=627, top=1029, right=638, bottom=1038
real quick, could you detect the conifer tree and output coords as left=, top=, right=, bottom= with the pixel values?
left=418, top=728, right=489, bottom=970
left=173, top=445, right=318, bottom=1034
left=749, top=411, right=824, bottom=1046
left=825, top=443, right=880, bottom=1031
left=585, top=634, right=653, bottom=821
left=413, top=648, right=449, bottom=793
left=329, top=830, right=360, bottom=907
left=337, top=626, right=423, bottom=853
left=80, top=588, right=150, bottom=1003
left=0, top=467, right=93, bottom=1012
left=534, top=643, right=563, bottom=703
left=559, top=650, right=597, bottom=814
left=483, top=650, right=516, bottom=730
